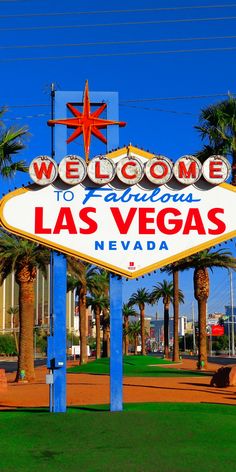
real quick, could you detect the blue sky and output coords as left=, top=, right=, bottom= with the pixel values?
left=0, top=0, right=236, bottom=318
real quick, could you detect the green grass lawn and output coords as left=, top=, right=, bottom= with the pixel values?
left=67, top=355, right=208, bottom=377
left=1, top=403, right=236, bottom=472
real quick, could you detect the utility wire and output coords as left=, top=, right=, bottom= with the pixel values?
left=120, top=104, right=195, bottom=115
left=1, top=4, right=236, bottom=18
left=1, top=93, right=234, bottom=109
left=1, top=16, right=236, bottom=32
left=3, top=113, right=50, bottom=121
left=5, top=93, right=236, bottom=120
left=1, top=46, right=236, bottom=62
left=1, top=35, right=236, bottom=50
left=2, top=107, right=196, bottom=122
left=121, top=93, right=235, bottom=103
left=1, top=103, right=49, bottom=108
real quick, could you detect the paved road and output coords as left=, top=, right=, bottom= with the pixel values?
left=1, top=354, right=236, bottom=373
left=148, top=351, right=236, bottom=365
left=183, top=354, right=236, bottom=365
left=0, top=359, right=46, bottom=373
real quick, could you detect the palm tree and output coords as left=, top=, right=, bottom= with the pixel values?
left=67, top=259, right=98, bottom=364
left=127, top=320, right=141, bottom=355
left=0, top=230, right=49, bottom=381
left=150, top=280, right=184, bottom=359
left=122, top=304, right=138, bottom=355
left=128, top=288, right=151, bottom=355
left=195, top=95, right=236, bottom=184
left=89, top=269, right=110, bottom=357
left=87, top=293, right=109, bottom=359
left=161, top=263, right=183, bottom=362
left=176, top=248, right=236, bottom=369
left=0, top=108, right=28, bottom=177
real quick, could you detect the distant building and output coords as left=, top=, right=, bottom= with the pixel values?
left=186, top=321, right=194, bottom=334
left=207, top=312, right=224, bottom=324
left=224, top=306, right=236, bottom=336
left=0, top=270, right=79, bottom=335
left=225, top=306, right=236, bottom=318
left=150, top=316, right=187, bottom=348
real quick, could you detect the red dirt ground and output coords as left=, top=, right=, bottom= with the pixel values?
left=1, top=358, right=236, bottom=410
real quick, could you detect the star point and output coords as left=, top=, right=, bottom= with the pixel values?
left=48, top=81, right=126, bottom=163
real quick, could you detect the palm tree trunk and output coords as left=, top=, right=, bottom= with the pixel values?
left=13, top=315, right=19, bottom=355
left=16, top=281, right=35, bottom=382
left=173, top=270, right=180, bottom=362
left=140, top=306, right=146, bottom=355
left=13, top=329, right=19, bottom=355
left=102, top=328, right=107, bottom=357
left=79, top=287, right=88, bottom=365
left=124, top=315, right=129, bottom=355
left=106, top=327, right=110, bottom=357
left=102, top=323, right=110, bottom=357
left=95, top=306, right=101, bottom=359
left=194, top=267, right=209, bottom=370
left=102, top=308, right=110, bottom=358
left=198, top=299, right=208, bottom=369
left=231, top=149, right=236, bottom=186
left=134, top=335, right=138, bottom=355
left=164, top=305, right=170, bottom=358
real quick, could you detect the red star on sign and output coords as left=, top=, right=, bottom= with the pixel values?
left=48, top=80, right=126, bottom=162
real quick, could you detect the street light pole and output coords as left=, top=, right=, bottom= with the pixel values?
left=192, top=302, right=196, bottom=354
left=230, top=270, right=235, bottom=356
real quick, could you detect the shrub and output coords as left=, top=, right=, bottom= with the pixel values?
left=33, top=328, right=48, bottom=355
left=87, top=336, right=96, bottom=350
left=36, top=332, right=47, bottom=354
left=212, top=335, right=229, bottom=352
left=0, top=334, right=17, bottom=356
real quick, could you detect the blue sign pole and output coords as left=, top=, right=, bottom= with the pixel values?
left=105, top=95, right=124, bottom=412
left=47, top=252, right=67, bottom=412
left=110, top=275, right=123, bottom=411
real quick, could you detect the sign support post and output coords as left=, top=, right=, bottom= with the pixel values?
left=48, top=252, right=67, bottom=412
left=110, top=275, right=123, bottom=411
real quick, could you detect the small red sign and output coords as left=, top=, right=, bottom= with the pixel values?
left=211, top=325, right=225, bottom=336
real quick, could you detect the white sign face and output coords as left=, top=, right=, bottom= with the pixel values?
left=0, top=146, right=236, bottom=278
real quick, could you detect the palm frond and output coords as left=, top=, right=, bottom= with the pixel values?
left=0, top=229, right=49, bottom=284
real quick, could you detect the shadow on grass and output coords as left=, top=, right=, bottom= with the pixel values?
left=69, top=405, right=110, bottom=412
left=0, top=405, right=111, bottom=414
left=0, top=406, right=49, bottom=413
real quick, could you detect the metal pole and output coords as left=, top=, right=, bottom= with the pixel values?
left=36, top=269, right=39, bottom=325
left=228, top=311, right=231, bottom=357
left=51, top=82, right=55, bottom=158
left=34, top=328, right=37, bottom=360
left=230, top=270, right=235, bottom=356
left=2, top=279, right=6, bottom=331
left=192, top=302, right=196, bottom=354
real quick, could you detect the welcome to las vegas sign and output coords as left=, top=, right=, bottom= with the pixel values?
left=0, top=145, right=236, bottom=279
